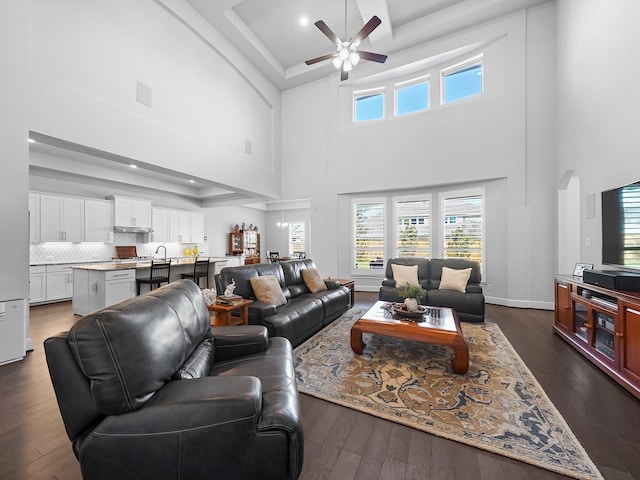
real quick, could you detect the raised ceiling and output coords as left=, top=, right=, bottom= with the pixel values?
left=31, top=0, right=551, bottom=206
left=185, top=0, right=550, bottom=90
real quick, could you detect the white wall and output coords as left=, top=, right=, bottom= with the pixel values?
left=281, top=5, right=557, bottom=307
left=28, top=0, right=280, bottom=199
left=0, top=1, right=30, bottom=353
left=203, top=206, right=266, bottom=258
left=556, top=0, right=640, bottom=269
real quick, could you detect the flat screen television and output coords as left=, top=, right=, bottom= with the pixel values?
left=602, top=180, right=640, bottom=269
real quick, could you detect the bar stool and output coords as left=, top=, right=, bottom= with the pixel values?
left=136, top=260, right=171, bottom=295
left=181, top=257, right=210, bottom=288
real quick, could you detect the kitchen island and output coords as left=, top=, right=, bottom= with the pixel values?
left=72, top=258, right=225, bottom=316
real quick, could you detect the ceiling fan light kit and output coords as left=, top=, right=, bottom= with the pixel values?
left=305, top=2, right=387, bottom=81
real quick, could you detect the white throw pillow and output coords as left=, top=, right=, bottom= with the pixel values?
left=392, top=264, right=419, bottom=288
left=439, top=266, right=472, bottom=293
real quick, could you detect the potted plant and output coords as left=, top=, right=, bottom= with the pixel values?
left=399, top=283, right=426, bottom=312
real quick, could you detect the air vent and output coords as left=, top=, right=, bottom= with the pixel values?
left=136, top=81, right=152, bottom=108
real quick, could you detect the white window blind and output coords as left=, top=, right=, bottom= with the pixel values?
left=441, top=194, right=483, bottom=267
left=395, top=199, right=430, bottom=257
left=622, top=184, right=640, bottom=265
left=289, top=222, right=305, bottom=256
left=354, top=201, right=385, bottom=270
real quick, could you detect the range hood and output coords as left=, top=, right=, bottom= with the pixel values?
left=114, top=226, right=153, bottom=233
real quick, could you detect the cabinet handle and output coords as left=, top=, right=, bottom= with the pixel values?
left=615, top=332, right=624, bottom=338
left=111, top=273, right=132, bottom=278
left=584, top=323, right=593, bottom=329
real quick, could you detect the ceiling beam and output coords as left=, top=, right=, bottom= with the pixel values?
left=355, top=0, right=392, bottom=46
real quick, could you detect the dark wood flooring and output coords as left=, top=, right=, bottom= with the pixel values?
left=1, top=293, right=639, bottom=479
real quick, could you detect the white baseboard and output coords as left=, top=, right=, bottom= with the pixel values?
left=485, top=296, right=554, bottom=311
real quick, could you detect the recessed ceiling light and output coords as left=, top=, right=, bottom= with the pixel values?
left=300, top=16, right=309, bottom=26
left=28, top=138, right=35, bottom=143
left=189, top=179, right=195, bottom=183
left=130, top=164, right=137, bottom=168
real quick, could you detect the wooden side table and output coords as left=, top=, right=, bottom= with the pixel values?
left=332, top=278, right=355, bottom=308
left=207, top=298, right=252, bottom=326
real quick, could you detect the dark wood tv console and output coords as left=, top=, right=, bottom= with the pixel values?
left=554, top=274, right=640, bottom=400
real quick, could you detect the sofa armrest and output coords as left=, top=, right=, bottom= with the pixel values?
left=210, top=325, right=269, bottom=361
left=324, top=279, right=340, bottom=289
left=96, top=376, right=262, bottom=435
left=248, top=301, right=278, bottom=321
left=79, top=377, right=264, bottom=479
left=381, top=278, right=396, bottom=287
left=466, top=284, right=483, bottom=294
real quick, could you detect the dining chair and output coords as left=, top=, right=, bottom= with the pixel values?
left=268, top=251, right=280, bottom=263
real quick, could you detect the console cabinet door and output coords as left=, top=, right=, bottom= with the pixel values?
left=621, top=305, right=640, bottom=385
left=555, top=282, right=572, bottom=332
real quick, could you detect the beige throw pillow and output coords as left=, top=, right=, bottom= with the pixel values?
left=302, top=268, right=327, bottom=293
left=249, top=275, right=287, bottom=306
left=439, top=266, right=472, bottom=293
left=392, top=264, right=419, bottom=288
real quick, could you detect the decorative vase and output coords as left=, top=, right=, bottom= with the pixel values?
left=404, top=297, right=419, bottom=312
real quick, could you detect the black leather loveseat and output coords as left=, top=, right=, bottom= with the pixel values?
left=379, top=257, right=485, bottom=323
left=217, top=259, right=350, bottom=347
left=44, top=279, right=303, bottom=480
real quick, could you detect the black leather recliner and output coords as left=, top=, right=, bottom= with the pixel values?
left=44, top=279, right=304, bottom=480
left=379, top=257, right=485, bottom=323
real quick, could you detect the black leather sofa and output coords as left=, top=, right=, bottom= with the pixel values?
left=379, top=257, right=485, bottom=323
left=217, top=259, right=350, bottom=347
left=44, top=279, right=303, bottom=480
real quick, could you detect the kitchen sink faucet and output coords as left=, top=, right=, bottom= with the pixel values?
left=155, top=245, right=167, bottom=262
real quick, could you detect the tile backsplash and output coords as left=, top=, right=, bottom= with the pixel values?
left=30, top=232, right=206, bottom=264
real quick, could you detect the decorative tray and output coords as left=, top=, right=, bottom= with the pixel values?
left=390, top=303, right=427, bottom=318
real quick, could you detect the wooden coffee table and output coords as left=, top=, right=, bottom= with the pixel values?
left=350, top=301, right=469, bottom=374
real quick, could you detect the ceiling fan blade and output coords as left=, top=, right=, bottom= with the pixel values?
left=357, top=51, right=387, bottom=63
left=305, top=52, right=337, bottom=65
left=314, top=20, right=340, bottom=45
left=341, top=66, right=349, bottom=81
left=351, top=16, right=381, bottom=46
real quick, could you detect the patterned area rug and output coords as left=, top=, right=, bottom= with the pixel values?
left=294, top=308, right=602, bottom=480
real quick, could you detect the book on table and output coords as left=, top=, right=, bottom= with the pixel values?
left=217, top=294, right=243, bottom=305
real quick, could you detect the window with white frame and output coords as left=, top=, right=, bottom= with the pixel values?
left=354, top=88, right=384, bottom=122
left=395, top=197, right=430, bottom=257
left=442, top=56, right=483, bottom=105
left=441, top=191, right=484, bottom=270
left=289, top=222, right=305, bottom=256
left=353, top=200, right=385, bottom=270
left=395, top=76, right=429, bottom=116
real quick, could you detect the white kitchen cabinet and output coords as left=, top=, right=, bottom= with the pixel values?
left=151, top=208, right=170, bottom=243
left=29, top=266, right=46, bottom=304
left=110, top=196, right=151, bottom=229
left=40, top=194, right=84, bottom=242
left=46, top=264, right=77, bottom=301
left=190, top=212, right=205, bottom=243
left=29, top=193, right=40, bottom=243
left=84, top=199, right=114, bottom=243
left=177, top=211, right=191, bottom=242
left=152, top=208, right=205, bottom=244
left=73, top=268, right=136, bottom=316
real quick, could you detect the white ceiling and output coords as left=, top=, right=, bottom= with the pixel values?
left=185, top=0, right=550, bottom=90
left=31, top=0, right=551, bottom=206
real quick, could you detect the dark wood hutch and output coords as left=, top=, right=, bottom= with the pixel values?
left=554, top=274, right=640, bottom=399
left=229, top=230, right=260, bottom=265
